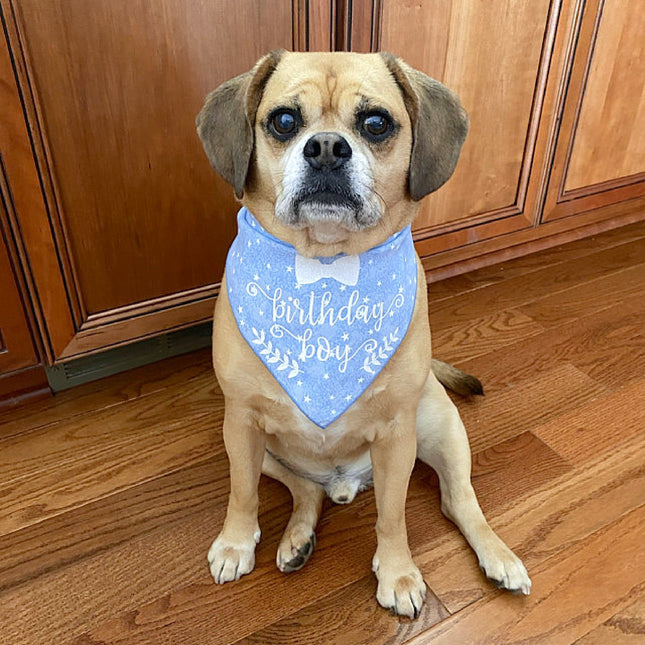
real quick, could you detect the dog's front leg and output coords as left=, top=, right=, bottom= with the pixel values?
left=370, top=413, right=426, bottom=618
left=208, top=402, right=265, bottom=584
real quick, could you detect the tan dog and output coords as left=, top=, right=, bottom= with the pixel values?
left=197, top=51, right=531, bottom=618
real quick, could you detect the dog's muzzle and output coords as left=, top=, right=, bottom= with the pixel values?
left=275, top=131, right=382, bottom=232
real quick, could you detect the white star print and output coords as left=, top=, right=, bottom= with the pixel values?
left=398, top=286, right=404, bottom=293
left=331, top=409, right=336, bottom=415
left=266, top=263, right=271, bottom=269
left=345, top=395, right=352, bottom=401
left=259, top=309, right=264, bottom=316
left=237, top=306, right=243, bottom=313
left=357, top=377, right=364, bottom=383
left=389, top=311, right=394, bottom=317
left=240, top=319, right=245, bottom=326
left=286, top=266, right=293, bottom=272
left=368, top=259, right=373, bottom=265
left=253, top=274, right=260, bottom=281
left=324, top=374, right=329, bottom=380
left=304, top=395, right=311, bottom=403
left=247, top=240, right=252, bottom=247
left=330, top=394, right=335, bottom=400
left=297, top=380, right=303, bottom=386
left=377, top=281, right=382, bottom=287
left=339, top=285, right=347, bottom=291
left=321, top=282, right=327, bottom=288
left=392, top=273, right=397, bottom=279
left=363, top=296, right=370, bottom=304
left=295, top=283, right=302, bottom=290
left=342, top=333, right=349, bottom=341
left=368, top=329, right=374, bottom=335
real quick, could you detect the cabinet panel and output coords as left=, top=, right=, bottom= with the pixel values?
left=13, top=0, right=293, bottom=314
left=543, top=0, right=645, bottom=221
left=392, top=0, right=551, bottom=230
left=0, top=221, right=37, bottom=373
left=359, top=0, right=556, bottom=249
left=564, top=0, right=645, bottom=191
left=2, top=0, right=300, bottom=360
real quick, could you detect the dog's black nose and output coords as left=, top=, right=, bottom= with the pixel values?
left=303, top=132, right=352, bottom=170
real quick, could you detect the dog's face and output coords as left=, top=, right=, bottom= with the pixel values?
left=197, top=51, right=468, bottom=256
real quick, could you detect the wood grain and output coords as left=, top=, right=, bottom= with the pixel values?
left=0, top=347, right=212, bottom=440
left=575, top=596, right=645, bottom=644
left=411, top=507, right=645, bottom=644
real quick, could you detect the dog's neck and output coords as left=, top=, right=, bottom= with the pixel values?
left=241, top=196, right=421, bottom=259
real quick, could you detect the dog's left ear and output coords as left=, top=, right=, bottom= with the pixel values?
left=196, top=50, right=284, bottom=198
left=380, top=53, right=469, bottom=201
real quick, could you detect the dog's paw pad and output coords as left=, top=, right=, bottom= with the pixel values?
left=277, top=529, right=316, bottom=573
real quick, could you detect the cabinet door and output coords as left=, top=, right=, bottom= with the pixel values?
left=1, top=0, right=326, bottom=362
left=542, top=0, right=645, bottom=222
left=347, top=0, right=560, bottom=257
left=0, top=222, right=37, bottom=373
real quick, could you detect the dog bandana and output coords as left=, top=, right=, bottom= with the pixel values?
left=225, top=208, right=417, bottom=428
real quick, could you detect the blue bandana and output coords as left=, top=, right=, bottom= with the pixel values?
left=225, top=208, right=417, bottom=428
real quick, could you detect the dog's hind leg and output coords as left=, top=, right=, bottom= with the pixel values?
left=415, top=372, right=532, bottom=594
left=262, top=451, right=324, bottom=573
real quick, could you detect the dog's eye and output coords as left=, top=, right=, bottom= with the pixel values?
left=268, top=109, right=299, bottom=140
left=358, top=111, right=394, bottom=142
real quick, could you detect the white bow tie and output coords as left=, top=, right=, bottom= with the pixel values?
left=295, top=254, right=361, bottom=286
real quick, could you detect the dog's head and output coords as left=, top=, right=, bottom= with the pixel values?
left=197, top=51, right=468, bottom=256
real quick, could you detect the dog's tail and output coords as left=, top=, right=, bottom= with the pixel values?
left=431, top=358, right=484, bottom=397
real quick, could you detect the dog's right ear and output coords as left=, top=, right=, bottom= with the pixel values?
left=196, top=50, right=284, bottom=199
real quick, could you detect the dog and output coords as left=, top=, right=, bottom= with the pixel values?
left=196, top=50, right=531, bottom=618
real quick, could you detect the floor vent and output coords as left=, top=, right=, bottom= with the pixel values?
left=45, top=322, right=212, bottom=391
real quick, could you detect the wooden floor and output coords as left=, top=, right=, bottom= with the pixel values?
left=1, top=222, right=644, bottom=645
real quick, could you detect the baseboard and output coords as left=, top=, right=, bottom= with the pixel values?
left=45, top=322, right=212, bottom=391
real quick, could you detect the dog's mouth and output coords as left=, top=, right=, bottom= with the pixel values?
left=295, top=189, right=361, bottom=216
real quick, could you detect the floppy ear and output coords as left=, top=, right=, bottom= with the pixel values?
left=380, top=53, right=469, bottom=200
left=196, top=50, right=284, bottom=198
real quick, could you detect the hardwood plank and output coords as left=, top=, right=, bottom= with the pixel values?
left=416, top=436, right=645, bottom=612
left=0, top=410, right=220, bottom=536
left=517, top=262, right=645, bottom=329
left=455, top=363, right=605, bottom=455
left=427, top=238, right=645, bottom=330
left=427, top=220, right=645, bottom=301
left=469, top=432, right=572, bottom=515
left=575, top=596, right=645, bottom=644
left=410, top=507, right=645, bottom=645
left=429, top=308, right=544, bottom=364
left=443, top=295, right=644, bottom=397
left=0, top=348, right=213, bottom=440
left=0, top=458, right=225, bottom=592
left=236, top=576, right=449, bottom=645
left=534, top=380, right=645, bottom=465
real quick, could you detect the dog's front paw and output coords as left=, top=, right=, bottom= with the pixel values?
left=207, top=529, right=260, bottom=584
left=479, top=540, right=531, bottom=595
left=372, top=555, right=427, bottom=619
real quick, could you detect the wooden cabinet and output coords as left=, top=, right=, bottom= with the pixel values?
left=0, top=202, right=49, bottom=406
left=542, top=0, right=645, bottom=221
left=1, top=0, right=644, bottom=368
